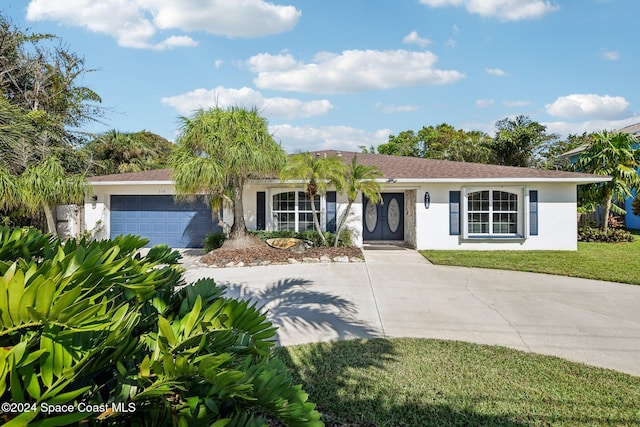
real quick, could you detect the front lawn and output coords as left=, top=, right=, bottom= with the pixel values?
left=420, top=231, right=640, bottom=285
left=276, top=338, right=640, bottom=427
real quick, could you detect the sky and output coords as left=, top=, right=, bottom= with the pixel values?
left=3, top=0, right=639, bottom=153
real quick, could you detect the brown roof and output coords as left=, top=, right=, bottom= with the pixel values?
left=89, top=151, right=605, bottom=183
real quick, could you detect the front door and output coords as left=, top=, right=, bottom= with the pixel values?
left=363, top=193, right=404, bottom=241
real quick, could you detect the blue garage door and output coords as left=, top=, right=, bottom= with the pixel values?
left=110, top=195, right=220, bottom=248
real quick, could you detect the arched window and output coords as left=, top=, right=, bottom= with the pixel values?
left=467, top=190, right=518, bottom=236
left=272, top=191, right=320, bottom=231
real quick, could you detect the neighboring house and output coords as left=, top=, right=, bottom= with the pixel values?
left=560, top=123, right=640, bottom=230
left=85, top=150, right=607, bottom=250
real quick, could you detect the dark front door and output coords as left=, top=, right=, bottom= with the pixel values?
left=363, top=193, right=404, bottom=241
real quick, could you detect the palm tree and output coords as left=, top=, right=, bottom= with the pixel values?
left=334, top=155, right=383, bottom=247
left=280, top=152, right=346, bottom=246
left=171, top=107, right=287, bottom=249
left=575, top=130, right=640, bottom=232
left=19, top=156, right=89, bottom=235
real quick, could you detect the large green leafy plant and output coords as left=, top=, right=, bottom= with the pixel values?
left=0, top=227, right=322, bottom=426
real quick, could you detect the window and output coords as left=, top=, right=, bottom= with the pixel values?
left=466, top=189, right=520, bottom=237
left=272, top=191, right=320, bottom=231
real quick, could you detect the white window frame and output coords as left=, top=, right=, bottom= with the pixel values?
left=270, top=190, right=323, bottom=232
left=462, top=187, right=525, bottom=239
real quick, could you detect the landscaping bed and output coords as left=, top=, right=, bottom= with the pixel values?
left=201, top=245, right=364, bottom=267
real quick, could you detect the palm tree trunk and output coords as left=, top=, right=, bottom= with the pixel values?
left=222, top=177, right=263, bottom=249
left=602, top=195, right=612, bottom=233
left=334, top=200, right=354, bottom=247
left=309, top=194, right=327, bottom=246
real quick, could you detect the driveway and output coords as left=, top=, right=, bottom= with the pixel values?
left=183, top=246, right=640, bottom=376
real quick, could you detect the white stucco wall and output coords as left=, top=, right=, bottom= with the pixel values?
left=412, top=182, right=578, bottom=250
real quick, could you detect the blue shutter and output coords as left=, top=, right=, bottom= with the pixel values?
left=449, top=191, right=461, bottom=236
left=326, top=191, right=337, bottom=232
left=529, top=190, right=538, bottom=236
left=256, top=192, right=266, bottom=230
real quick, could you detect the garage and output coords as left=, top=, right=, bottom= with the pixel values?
left=110, top=195, right=219, bottom=248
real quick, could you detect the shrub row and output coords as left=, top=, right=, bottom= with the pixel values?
left=205, top=228, right=354, bottom=251
left=578, top=227, right=635, bottom=243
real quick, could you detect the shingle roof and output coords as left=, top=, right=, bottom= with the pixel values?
left=89, top=151, right=605, bottom=184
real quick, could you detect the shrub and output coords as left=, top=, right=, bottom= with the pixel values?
left=633, top=196, right=640, bottom=216
left=203, top=231, right=226, bottom=251
left=578, top=226, right=635, bottom=243
left=0, top=227, right=321, bottom=426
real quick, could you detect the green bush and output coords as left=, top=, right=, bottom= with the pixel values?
left=578, top=226, right=635, bottom=243
left=0, top=227, right=322, bottom=426
left=203, top=231, right=226, bottom=251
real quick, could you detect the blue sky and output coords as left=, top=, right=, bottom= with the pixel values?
left=4, top=0, right=639, bottom=153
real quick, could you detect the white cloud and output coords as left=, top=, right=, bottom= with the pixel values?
left=26, top=0, right=300, bottom=49
left=160, top=87, right=333, bottom=119
left=476, top=99, right=495, bottom=107
left=485, top=67, right=507, bottom=76
left=269, top=124, right=392, bottom=153
left=545, top=94, right=630, bottom=119
left=250, top=49, right=465, bottom=94
left=600, top=49, right=620, bottom=61
left=419, top=0, right=558, bottom=21
left=445, top=38, right=457, bottom=47
left=402, top=31, right=431, bottom=48
left=375, top=103, right=420, bottom=114
left=503, top=100, right=531, bottom=107
left=544, top=116, right=640, bottom=137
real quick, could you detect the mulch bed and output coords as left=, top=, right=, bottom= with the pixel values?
left=200, top=245, right=364, bottom=267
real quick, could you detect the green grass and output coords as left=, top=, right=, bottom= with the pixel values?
left=276, top=338, right=640, bottom=426
left=420, top=231, right=640, bottom=285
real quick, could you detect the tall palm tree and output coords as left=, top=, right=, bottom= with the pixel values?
left=334, top=155, right=383, bottom=247
left=280, top=152, right=346, bottom=246
left=171, top=107, right=287, bottom=249
left=575, top=130, right=640, bottom=232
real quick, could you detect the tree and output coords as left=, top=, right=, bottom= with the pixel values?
left=171, top=107, right=287, bottom=249
left=377, top=130, right=421, bottom=157
left=280, top=152, right=346, bottom=246
left=334, top=155, right=383, bottom=247
left=575, top=130, right=640, bottom=232
left=491, top=115, right=558, bottom=167
left=85, top=129, right=174, bottom=175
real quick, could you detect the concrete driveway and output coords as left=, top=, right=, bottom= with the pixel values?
left=183, top=246, right=640, bottom=376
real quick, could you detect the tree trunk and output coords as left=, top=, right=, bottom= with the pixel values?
left=602, top=195, right=612, bottom=233
left=43, top=203, right=58, bottom=237
left=334, top=200, right=354, bottom=247
left=309, top=193, right=327, bottom=246
left=221, top=178, right=264, bottom=249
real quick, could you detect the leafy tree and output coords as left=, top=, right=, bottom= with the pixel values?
left=575, top=130, right=640, bottom=232
left=280, top=152, right=346, bottom=246
left=0, top=227, right=322, bottom=426
left=334, top=155, right=383, bottom=247
left=490, top=115, right=558, bottom=167
left=377, top=130, right=421, bottom=157
left=85, top=129, right=174, bottom=175
left=171, top=107, right=287, bottom=249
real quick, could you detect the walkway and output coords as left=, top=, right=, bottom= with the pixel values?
left=183, top=246, right=640, bottom=376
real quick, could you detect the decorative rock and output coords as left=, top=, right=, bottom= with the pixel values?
left=236, top=261, right=245, bottom=267
left=302, top=257, right=319, bottom=263
left=287, top=258, right=301, bottom=264
left=225, top=261, right=235, bottom=268
left=319, top=255, right=332, bottom=263
left=333, top=256, right=350, bottom=263
left=349, top=257, right=364, bottom=263
left=260, top=260, right=271, bottom=266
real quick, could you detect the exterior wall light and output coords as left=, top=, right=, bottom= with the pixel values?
left=424, top=192, right=430, bottom=209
